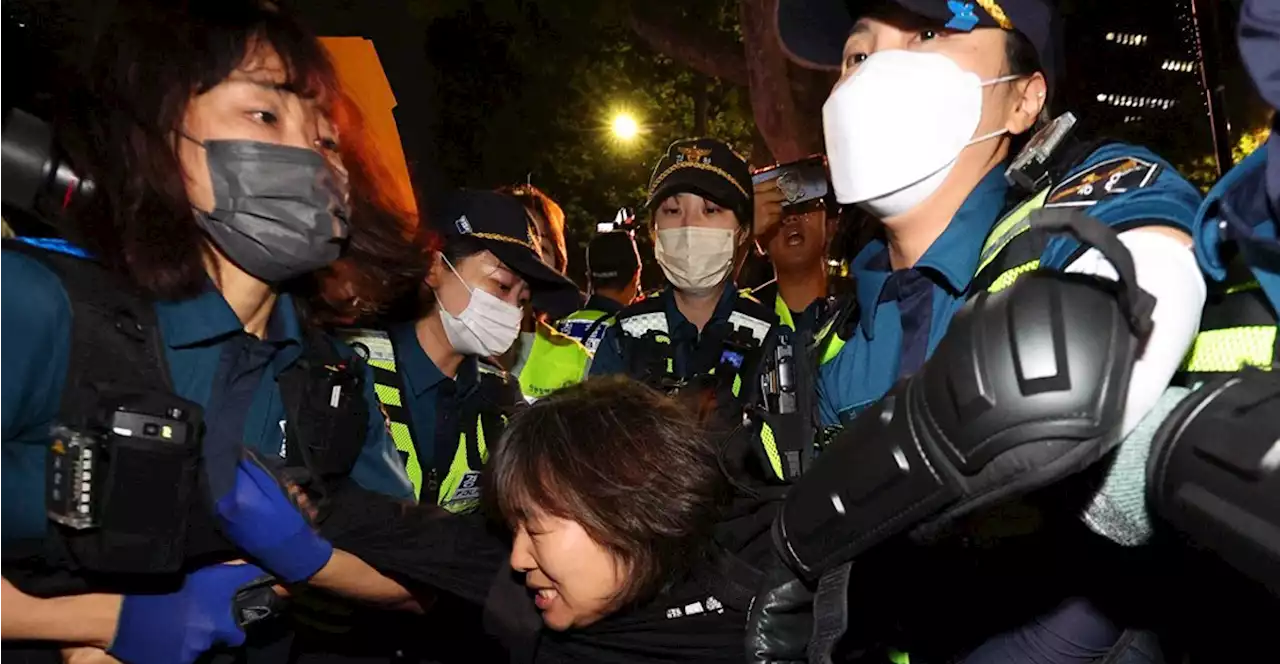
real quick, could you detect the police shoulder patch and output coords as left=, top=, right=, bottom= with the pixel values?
left=1045, top=156, right=1162, bottom=208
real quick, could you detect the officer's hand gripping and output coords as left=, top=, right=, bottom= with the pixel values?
left=214, top=451, right=334, bottom=583
left=107, top=562, right=277, bottom=664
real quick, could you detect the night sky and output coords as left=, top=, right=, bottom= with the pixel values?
left=5, top=0, right=1268, bottom=284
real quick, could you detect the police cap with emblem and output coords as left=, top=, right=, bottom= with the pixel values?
left=646, top=138, right=754, bottom=228
left=776, top=0, right=1061, bottom=89
left=437, top=190, right=581, bottom=316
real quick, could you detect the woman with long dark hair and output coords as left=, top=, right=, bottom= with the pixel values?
left=2, top=1, right=422, bottom=660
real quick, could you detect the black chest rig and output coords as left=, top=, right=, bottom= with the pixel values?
left=3, top=240, right=368, bottom=595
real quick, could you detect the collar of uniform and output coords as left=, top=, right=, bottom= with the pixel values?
left=454, top=354, right=481, bottom=397
left=662, top=282, right=740, bottom=341
left=584, top=293, right=624, bottom=315
left=156, top=285, right=303, bottom=349
left=388, top=321, right=449, bottom=397
left=916, top=164, right=1011, bottom=293
left=851, top=165, right=1009, bottom=339
left=1195, top=144, right=1269, bottom=282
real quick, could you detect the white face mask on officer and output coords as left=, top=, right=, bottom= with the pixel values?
left=654, top=227, right=737, bottom=296
left=823, top=49, right=1020, bottom=218
left=438, top=256, right=524, bottom=357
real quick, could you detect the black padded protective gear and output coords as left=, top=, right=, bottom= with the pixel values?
left=1148, top=369, right=1280, bottom=594
left=775, top=259, right=1151, bottom=580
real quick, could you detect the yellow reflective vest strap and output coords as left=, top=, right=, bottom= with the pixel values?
left=1181, top=326, right=1276, bottom=372
left=975, top=189, right=1051, bottom=295
left=337, top=328, right=501, bottom=507
left=812, top=191, right=1050, bottom=369
left=773, top=293, right=796, bottom=331
left=518, top=322, right=590, bottom=402
left=976, top=188, right=1049, bottom=276
left=559, top=308, right=610, bottom=330
left=337, top=328, right=425, bottom=500
left=1180, top=281, right=1277, bottom=374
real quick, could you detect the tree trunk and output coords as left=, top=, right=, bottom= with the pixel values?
left=737, top=0, right=821, bottom=162
left=693, top=72, right=709, bottom=136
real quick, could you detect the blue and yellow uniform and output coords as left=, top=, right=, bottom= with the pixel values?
left=749, top=281, right=828, bottom=336
left=558, top=293, right=626, bottom=354
left=1, top=248, right=412, bottom=544
left=818, top=144, right=1203, bottom=426
left=1185, top=139, right=1279, bottom=375
left=591, top=284, right=777, bottom=382
left=338, top=323, right=521, bottom=510
left=512, top=319, right=591, bottom=402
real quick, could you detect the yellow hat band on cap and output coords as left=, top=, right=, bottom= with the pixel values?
left=648, top=161, right=749, bottom=201
left=468, top=231, right=537, bottom=252
left=977, top=0, right=1014, bottom=30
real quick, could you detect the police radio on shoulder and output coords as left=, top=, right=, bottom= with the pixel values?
left=1006, top=112, right=1078, bottom=193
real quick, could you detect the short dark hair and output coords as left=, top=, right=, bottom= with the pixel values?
left=489, top=377, right=731, bottom=609
left=59, top=0, right=422, bottom=321
left=593, top=270, right=639, bottom=293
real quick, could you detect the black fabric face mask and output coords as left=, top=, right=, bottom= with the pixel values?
left=195, top=139, right=350, bottom=283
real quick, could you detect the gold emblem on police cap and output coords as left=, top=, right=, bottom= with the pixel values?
left=677, top=145, right=713, bottom=164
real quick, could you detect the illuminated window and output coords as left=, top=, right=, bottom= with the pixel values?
left=1107, top=32, right=1148, bottom=47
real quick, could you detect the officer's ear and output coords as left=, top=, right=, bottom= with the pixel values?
left=425, top=250, right=447, bottom=290
left=1004, top=72, right=1048, bottom=136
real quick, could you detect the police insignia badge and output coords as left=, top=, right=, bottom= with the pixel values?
left=677, top=145, right=713, bottom=163
left=946, top=1, right=980, bottom=31
left=1045, top=156, right=1161, bottom=208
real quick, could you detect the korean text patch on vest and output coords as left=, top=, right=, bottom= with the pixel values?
left=445, top=471, right=483, bottom=505
left=1045, top=156, right=1161, bottom=208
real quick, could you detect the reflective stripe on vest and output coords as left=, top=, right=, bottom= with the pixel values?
left=437, top=414, right=495, bottom=513
left=976, top=189, right=1051, bottom=295
left=1181, top=282, right=1277, bottom=374
left=518, top=323, right=590, bottom=402
left=338, top=328, right=494, bottom=506
left=559, top=309, right=612, bottom=353
left=1181, top=326, right=1276, bottom=372
left=773, top=293, right=796, bottom=331
left=338, top=329, right=425, bottom=499
left=619, top=305, right=772, bottom=346
left=977, top=188, right=1049, bottom=276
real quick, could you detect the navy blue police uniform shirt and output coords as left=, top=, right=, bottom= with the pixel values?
left=1, top=252, right=414, bottom=543
left=1194, top=139, right=1280, bottom=310
left=384, top=321, right=517, bottom=483
left=583, top=293, right=626, bottom=318
left=818, top=143, right=1204, bottom=426
left=590, top=283, right=751, bottom=380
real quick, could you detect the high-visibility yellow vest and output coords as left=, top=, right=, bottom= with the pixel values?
left=1180, top=279, right=1277, bottom=375
left=557, top=308, right=614, bottom=354
left=517, top=320, right=590, bottom=402
left=338, top=328, right=509, bottom=512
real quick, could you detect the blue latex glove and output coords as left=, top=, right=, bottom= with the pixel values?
left=214, top=454, right=334, bottom=583
left=108, top=563, right=272, bottom=664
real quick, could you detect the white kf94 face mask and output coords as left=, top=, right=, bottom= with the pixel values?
left=654, top=226, right=737, bottom=296
left=823, top=49, right=1020, bottom=218
left=438, top=256, right=524, bottom=357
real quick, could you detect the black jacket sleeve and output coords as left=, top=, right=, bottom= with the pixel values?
left=317, top=480, right=512, bottom=606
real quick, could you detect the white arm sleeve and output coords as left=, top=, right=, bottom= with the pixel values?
left=1063, top=229, right=1206, bottom=437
